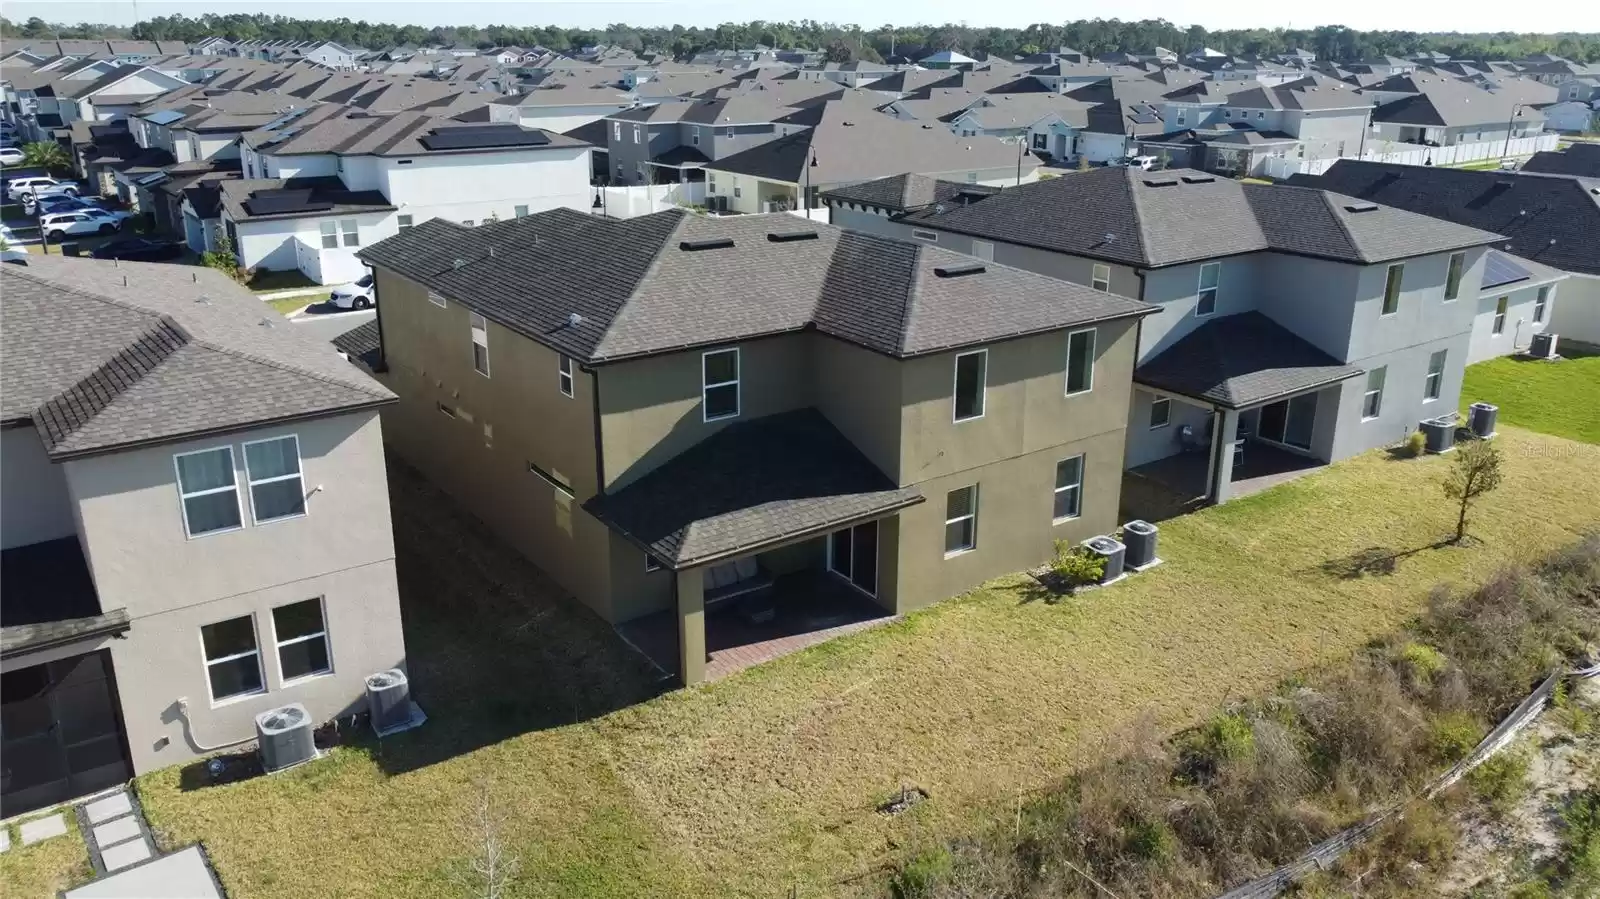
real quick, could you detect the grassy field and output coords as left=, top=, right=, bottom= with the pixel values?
left=118, top=426, right=1600, bottom=899
left=1463, top=348, right=1600, bottom=444
left=265, top=295, right=314, bottom=316
left=0, top=813, right=93, bottom=897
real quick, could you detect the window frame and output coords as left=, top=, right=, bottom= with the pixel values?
left=527, top=460, right=574, bottom=498
left=470, top=311, right=490, bottom=377
left=1492, top=295, right=1508, bottom=335
left=1381, top=263, right=1404, bottom=316
left=701, top=347, right=741, bottom=422
left=558, top=353, right=574, bottom=398
left=1065, top=328, right=1096, bottom=396
left=952, top=348, right=988, bottom=423
left=173, top=445, right=244, bottom=538
left=1443, top=251, right=1465, bottom=301
left=1533, top=285, right=1549, bottom=323
left=339, top=218, right=359, bottom=247
left=428, top=290, right=447, bottom=308
left=1091, top=263, right=1111, bottom=292
left=514, top=205, right=529, bottom=218
left=242, top=434, right=307, bottom=526
left=612, top=121, right=621, bottom=142
left=1362, top=366, right=1386, bottom=420
left=318, top=219, right=338, bottom=250
left=644, top=554, right=662, bottom=573
left=1149, top=397, right=1172, bottom=429
left=199, top=613, right=265, bottom=705
left=631, top=123, right=641, bottom=144
left=1423, top=349, right=1446, bottom=402
left=1053, top=454, right=1084, bottom=523
left=270, top=597, right=332, bottom=686
left=396, top=213, right=414, bottom=232
left=943, top=484, right=979, bottom=557
left=1195, top=262, right=1220, bottom=317
left=911, top=229, right=938, bottom=242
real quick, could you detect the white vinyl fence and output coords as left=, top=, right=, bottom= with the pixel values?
left=1261, top=132, right=1560, bottom=180
left=595, top=180, right=706, bottom=219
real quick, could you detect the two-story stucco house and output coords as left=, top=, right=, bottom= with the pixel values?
left=342, top=208, right=1151, bottom=685
left=825, top=168, right=1505, bottom=504
left=0, top=255, right=406, bottom=819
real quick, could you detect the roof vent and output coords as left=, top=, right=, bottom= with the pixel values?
left=1344, top=202, right=1379, bottom=212
left=567, top=312, right=584, bottom=328
left=1143, top=177, right=1179, bottom=187
left=679, top=237, right=735, bottom=251
left=1181, top=174, right=1216, bottom=184
left=453, top=258, right=466, bottom=269
left=767, top=230, right=818, bottom=243
left=934, top=262, right=986, bottom=278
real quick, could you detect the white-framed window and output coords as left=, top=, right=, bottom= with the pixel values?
left=1492, top=296, right=1508, bottom=335
left=340, top=219, right=359, bottom=247
left=1032, top=132, right=1047, bottom=149
left=1053, top=455, right=1084, bottom=522
left=645, top=554, right=662, bottom=573
left=702, top=348, right=740, bottom=421
left=1362, top=366, right=1386, bottom=419
left=515, top=205, right=529, bottom=218
left=243, top=435, right=306, bottom=524
left=972, top=240, right=994, bottom=261
left=1223, top=108, right=1232, bottom=118
left=1423, top=349, right=1446, bottom=401
left=1091, top=263, right=1111, bottom=292
left=397, top=214, right=413, bottom=232
left=1444, top=252, right=1465, bottom=301
left=527, top=460, right=574, bottom=498
left=470, top=311, right=490, bottom=377
left=1149, top=397, right=1172, bottom=429
left=965, top=171, right=978, bottom=183
left=558, top=353, right=574, bottom=397
left=1196, top=262, right=1220, bottom=316
left=319, top=220, right=338, bottom=249
left=201, top=614, right=263, bottom=703
left=1382, top=263, right=1404, bottom=315
left=1256, top=110, right=1265, bottom=120
left=632, top=124, right=641, bottom=144
left=1533, top=285, right=1550, bottom=323
left=911, top=229, right=938, bottom=242
left=612, top=121, right=621, bottom=142
left=733, top=185, right=742, bottom=198
left=272, top=598, right=331, bottom=683
left=174, top=446, right=242, bottom=537
left=724, top=125, right=734, bottom=138
left=944, top=485, right=978, bottom=556
left=428, top=290, right=446, bottom=308
left=1065, top=328, right=1095, bottom=396
left=707, top=173, right=716, bottom=193
left=692, top=126, right=701, bottom=146
left=952, top=349, right=987, bottom=422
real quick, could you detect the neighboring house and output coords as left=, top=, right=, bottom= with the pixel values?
left=49, top=64, right=190, bottom=125
left=1292, top=160, right=1600, bottom=345
left=1538, top=100, right=1598, bottom=134
left=1465, top=251, right=1568, bottom=363
left=293, top=41, right=360, bottom=71
left=826, top=168, right=1505, bottom=502
left=1366, top=76, right=1550, bottom=147
left=227, top=112, right=591, bottom=282
left=1519, top=143, right=1600, bottom=177
left=0, top=254, right=404, bottom=819
left=1157, top=74, right=1375, bottom=168
left=345, top=209, right=1151, bottom=685
left=603, top=95, right=796, bottom=186
left=485, top=85, right=636, bottom=133
left=703, top=100, right=1037, bottom=213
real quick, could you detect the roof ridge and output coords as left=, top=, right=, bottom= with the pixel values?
left=1121, top=167, right=1157, bottom=266
left=590, top=209, right=692, bottom=355
left=33, top=315, right=190, bottom=451
left=186, top=335, right=392, bottom=400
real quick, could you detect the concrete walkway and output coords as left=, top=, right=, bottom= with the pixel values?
left=62, top=788, right=226, bottom=897
left=65, top=846, right=223, bottom=898
left=79, top=789, right=156, bottom=874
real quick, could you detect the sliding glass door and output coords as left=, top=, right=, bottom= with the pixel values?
left=1256, top=392, right=1318, bottom=451
left=827, top=520, right=878, bottom=597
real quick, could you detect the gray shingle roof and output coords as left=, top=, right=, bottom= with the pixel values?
left=819, top=173, right=992, bottom=212
left=583, top=409, right=922, bottom=567
left=1, top=256, right=393, bottom=458
left=1520, top=144, right=1600, bottom=178
left=892, top=166, right=1502, bottom=268
left=1134, top=312, right=1366, bottom=408
left=356, top=208, right=1152, bottom=365
left=219, top=176, right=395, bottom=222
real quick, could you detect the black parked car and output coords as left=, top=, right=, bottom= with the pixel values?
left=90, top=237, right=184, bottom=262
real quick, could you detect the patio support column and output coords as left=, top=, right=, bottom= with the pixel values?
left=676, top=567, right=706, bottom=686
left=1210, top=408, right=1241, bottom=505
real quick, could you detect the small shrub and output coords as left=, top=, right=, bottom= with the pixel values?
left=1051, top=541, right=1105, bottom=587
left=891, top=846, right=954, bottom=899
left=1401, top=430, right=1427, bottom=458
left=1201, top=712, right=1257, bottom=764
left=1505, top=880, right=1555, bottom=899
left=1428, top=711, right=1485, bottom=764
left=1399, top=641, right=1448, bottom=682
left=1559, top=787, right=1600, bottom=891
left=1552, top=679, right=1597, bottom=735
left=1123, top=816, right=1177, bottom=863
left=1467, top=749, right=1530, bottom=812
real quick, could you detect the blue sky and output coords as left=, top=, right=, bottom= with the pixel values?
left=5, top=1, right=1595, bottom=33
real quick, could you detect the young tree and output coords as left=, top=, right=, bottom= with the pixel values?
left=22, top=140, right=69, bottom=173
left=454, top=781, right=520, bottom=899
left=1443, top=438, right=1504, bottom=544
left=201, top=232, right=246, bottom=284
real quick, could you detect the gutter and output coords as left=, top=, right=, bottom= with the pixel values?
left=44, top=398, right=396, bottom=463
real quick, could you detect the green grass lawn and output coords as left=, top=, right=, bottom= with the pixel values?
left=113, top=428, right=1600, bottom=899
left=265, top=296, right=313, bottom=316
left=244, top=269, right=318, bottom=295
left=1463, top=348, right=1600, bottom=444
left=0, top=813, right=93, bottom=897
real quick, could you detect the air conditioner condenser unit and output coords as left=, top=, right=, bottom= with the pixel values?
left=255, top=703, right=318, bottom=772
left=1528, top=332, right=1559, bottom=360
left=365, top=669, right=427, bottom=737
left=1081, top=535, right=1127, bottom=585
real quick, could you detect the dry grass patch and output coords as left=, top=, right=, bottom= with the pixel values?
left=135, top=428, right=1599, bottom=898
left=0, top=814, right=93, bottom=898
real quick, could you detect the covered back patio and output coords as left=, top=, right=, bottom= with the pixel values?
left=586, top=409, right=921, bottom=685
left=1128, top=312, right=1365, bottom=512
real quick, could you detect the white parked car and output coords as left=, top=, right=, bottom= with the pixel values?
left=0, top=147, right=23, bottom=167
left=329, top=273, right=376, bottom=310
left=39, top=209, right=126, bottom=241
left=1115, top=155, right=1161, bottom=171
left=7, top=176, right=81, bottom=202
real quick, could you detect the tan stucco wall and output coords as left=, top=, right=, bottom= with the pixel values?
left=811, top=334, right=904, bottom=480
left=1, top=425, right=76, bottom=550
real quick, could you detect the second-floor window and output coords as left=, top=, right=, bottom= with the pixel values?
left=319, top=220, right=339, bottom=250
left=1492, top=296, right=1508, bottom=335
left=1424, top=349, right=1446, bottom=401
left=692, top=126, right=701, bottom=146
left=953, top=349, right=987, bottom=422
left=613, top=121, right=621, bottom=142
left=245, top=435, right=306, bottom=524
left=632, top=124, right=641, bottom=144
left=1196, top=262, right=1220, bottom=316
left=470, top=312, right=490, bottom=377
left=397, top=214, right=413, bottom=232
left=1382, top=264, right=1404, bottom=315
left=175, top=446, right=242, bottom=537
left=1533, top=286, right=1550, bottom=323
left=1091, top=263, right=1110, bottom=292
left=724, top=125, right=734, bottom=138
left=1363, top=366, right=1386, bottom=419
left=1444, top=252, right=1465, bottom=301
left=201, top=615, right=263, bottom=702
left=702, top=348, right=740, bottom=421
left=515, top=205, right=529, bottom=218
left=1066, top=328, right=1095, bottom=396
left=558, top=354, right=574, bottom=397
left=1150, top=397, right=1171, bottom=429
left=340, top=219, right=359, bottom=247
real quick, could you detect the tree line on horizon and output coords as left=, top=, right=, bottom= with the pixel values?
left=3, top=15, right=1598, bottom=65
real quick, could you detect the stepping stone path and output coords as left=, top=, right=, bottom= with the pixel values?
left=20, top=812, right=68, bottom=845
left=80, top=789, right=156, bottom=873
left=0, top=826, right=10, bottom=853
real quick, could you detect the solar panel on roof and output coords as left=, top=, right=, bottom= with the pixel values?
left=244, top=188, right=333, bottom=216
left=1130, top=113, right=1161, bottom=124
left=1481, top=252, right=1532, bottom=290
left=420, top=125, right=553, bottom=151
left=934, top=262, right=986, bottom=278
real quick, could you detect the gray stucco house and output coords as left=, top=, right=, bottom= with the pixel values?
left=0, top=255, right=406, bottom=818
left=825, top=168, right=1504, bottom=503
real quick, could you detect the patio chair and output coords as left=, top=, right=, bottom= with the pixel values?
left=703, top=556, right=775, bottom=610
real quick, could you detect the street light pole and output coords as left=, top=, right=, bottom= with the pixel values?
left=1501, top=104, right=1523, bottom=162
